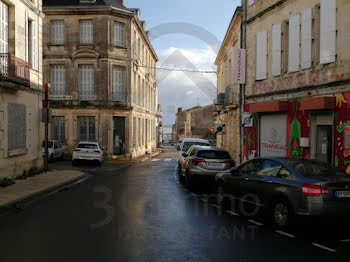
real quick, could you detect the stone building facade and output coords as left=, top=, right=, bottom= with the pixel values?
left=42, top=0, right=158, bottom=160
left=243, top=0, right=350, bottom=171
left=215, top=7, right=243, bottom=165
left=0, top=0, right=44, bottom=179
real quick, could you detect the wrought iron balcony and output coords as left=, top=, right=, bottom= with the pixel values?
left=0, top=53, right=30, bottom=84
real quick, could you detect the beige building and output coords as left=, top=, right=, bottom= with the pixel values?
left=243, top=0, right=350, bottom=171
left=215, top=7, right=243, bottom=165
left=42, top=0, right=158, bottom=160
left=0, top=0, right=44, bottom=180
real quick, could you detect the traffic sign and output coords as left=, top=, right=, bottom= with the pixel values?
left=209, top=125, right=215, bottom=134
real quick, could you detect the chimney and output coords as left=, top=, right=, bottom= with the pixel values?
left=178, top=108, right=182, bottom=113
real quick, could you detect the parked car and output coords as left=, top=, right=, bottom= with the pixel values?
left=215, top=157, right=350, bottom=227
left=72, top=142, right=104, bottom=166
left=42, top=140, right=64, bottom=161
left=177, top=138, right=211, bottom=174
left=180, top=146, right=235, bottom=187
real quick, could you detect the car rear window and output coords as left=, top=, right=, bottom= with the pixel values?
left=42, top=141, right=53, bottom=148
left=196, top=150, right=231, bottom=159
left=77, top=144, right=98, bottom=149
left=287, top=159, right=347, bottom=177
left=183, top=142, right=210, bottom=151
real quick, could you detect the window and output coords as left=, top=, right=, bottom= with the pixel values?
left=77, top=116, right=95, bottom=142
left=138, top=118, right=141, bottom=146
left=115, top=22, right=124, bottom=46
left=51, top=20, right=64, bottom=45
left=133, top=73, right=137, bottom=104
left=301, top=8, right=312, bottom=69
left=257, top=160, right=282, bottom=177
left=142, top=119, right=145, bottom=145
left=8, top=103, right=26, bottom=153
left=288, top=14, right=300, bottom=73
left=0, top=1, right=8, bottom=53
left=238, top=160, right=262, bottom=175
left=50, top=65, right=66, bottom=95
left=113, top=66, right=126, bottom=102
left=248, top=0, right=254, bottom=6
left=255, top=30, right=267, bottom=80
left=196, top=150, right=231, bottom=159
left=80, top=20, right=93, bottom=44
left=133, top=118, right=137, bottom=147
left=320, top=0, right=336, bottom=64
left=281, top=20, right=289, bottom=74
left=51, top=116, right=65, bottom=143
left=79, top=65, right=94, bottom=101
left=272, top=23, right=281, bottom=76
left=278, top=167, right=293, bottom=179
left=138, top=75, right=141, bottom=105
left=28, top=20, right=37, bottom=70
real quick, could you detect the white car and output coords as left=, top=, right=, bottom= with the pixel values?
left=72, top=142, right=104, bottom=166
left=177, top=138, right=211, bottom=174
left=42, top=140, right=64, bottom=161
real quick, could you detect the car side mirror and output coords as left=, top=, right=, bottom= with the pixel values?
left=230, top=167, right=238, bottom=175
left=177, top=146, right=181, bottom=151
left=182, top=153, right=187, bottom=157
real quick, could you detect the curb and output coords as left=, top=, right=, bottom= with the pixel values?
left=0, top=173, right=91, bottom=216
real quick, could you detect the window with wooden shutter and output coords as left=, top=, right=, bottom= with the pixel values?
left=0, top=1, right=8, bottom=53
left=272, top=23, right=282, bottom=77
left=79, top=65, right=94, bottom=101
left=51, top=65, right=66, bottom=95
left=133, top=118, right=137, bottom=147
left=255, top=30, right=267, bottom=80
left=80, top=20, right=93, bottom=44
left=113, top=66, right=126, bottom=102
left=8, top=103, right=26, bottom=152
left=320, top=0, right=336, bottom=64
left=115, top=22, right=124, bottom=46
left=301, top=8, right=312, bottom=69
left=77, top=116, right=95, bottom=142
left=51, top=20, right=64, bottom=45
left=288, top=14, right=300, bottom=73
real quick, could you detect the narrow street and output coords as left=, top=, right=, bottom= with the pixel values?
left=0, top=146, right=349, bottom=262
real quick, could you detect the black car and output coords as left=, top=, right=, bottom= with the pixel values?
left=215, top=157, right=350, bottom=227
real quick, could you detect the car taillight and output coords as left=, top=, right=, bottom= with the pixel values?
left=302, top=183, right=330, bottom=196
left=94, top=150, right=100, bottom=153
left=228, top=159, right=235, bottom=166
left=192, top=158, right=205, bottom=165
left=74, top=149, right=80, bottom=152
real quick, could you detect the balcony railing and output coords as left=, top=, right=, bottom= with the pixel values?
left=0, top=53, right=30, bottom=83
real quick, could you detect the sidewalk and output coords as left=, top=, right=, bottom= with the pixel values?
left=105, top=149, right=163, bottom=164
left=0, top=170, right=88, bottom=214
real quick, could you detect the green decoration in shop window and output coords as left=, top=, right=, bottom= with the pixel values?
left=288, top=100, right=302, bottom=158
left=335, top=156, right=339, bottom=168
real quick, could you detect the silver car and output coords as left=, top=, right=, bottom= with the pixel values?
left=180, top=146, right=235, bottom=187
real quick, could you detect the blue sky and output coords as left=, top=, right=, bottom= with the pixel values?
left=125, top=0, right=241, bottom=125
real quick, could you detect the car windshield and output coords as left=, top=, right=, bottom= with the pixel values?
left=77, top=144, right=98, bottom=149
left=287, top=159, right=348, bottom=177
left=183, top=142, right=210, bottom=151
left=42, top=141, right=53, bottom=148
left=197, top=150, right=231, bottom=159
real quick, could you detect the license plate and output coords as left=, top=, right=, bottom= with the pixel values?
left=207, top=162, right=224, bottom=169
left=335, top=191, right=350, bottom=198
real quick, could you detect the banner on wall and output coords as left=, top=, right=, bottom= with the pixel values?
left=233, top=48, right=246, bottom=84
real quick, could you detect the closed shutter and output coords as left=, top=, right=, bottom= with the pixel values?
left=51, top=116, right=65, bottom=143
left=288, top=14, right=300, bottom=73
left=115, top=22, right=124, bottom=46
left=51, top=21, right=64, bottom=44
left=301, top=8, right=312, bottom=69
left=255, top=30, right=267, bottom=80
left=80, top=20, right=93, bottom=44
left=113, top=67, right=126, bottom=101
left=79, top=65, right=94, bottom=101
left=133, top=118, right=137, bottom=147
left=272, top=23, right=281, bottom=76
left=51, top=65, right=66, bottom=95
left=0, top=1, right=8, bottom=53
left=320, top=0, right=336, bottom=64
left=32, top=21, right=37, bottom=70
left=142, top=119, right=145, bottom=145
left=77, top=117, right=95, bottom=142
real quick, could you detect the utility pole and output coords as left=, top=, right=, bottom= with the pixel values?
left=44, top=83, right=49, bottom=172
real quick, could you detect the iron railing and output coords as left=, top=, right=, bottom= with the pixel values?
left=0, top=53, right=30, bottom=83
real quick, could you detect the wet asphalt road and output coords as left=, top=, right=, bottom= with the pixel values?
left=0, top=146, right=350, bottom=262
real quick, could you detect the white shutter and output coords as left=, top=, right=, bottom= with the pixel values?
left=113, top=67, right=125, bottom=101
left=51, top=21, right=64, bottom=44
left=51, top=66, right=66, bottom=95
left=80, top=20, right=93, bottom=44
left=79, top=65, right=94, bottom=100
left=320, top=0, right=336, bottom=64
left=301, top=8, right=312, bottom=69
left=272, top=23, right=281, bottom=76
left=31, top=21, right=38, bottom=70
left=255, top=30, right=267, bottom=80
left=288, top=14, right=300, bottom=73
left=0, top=1, right=8, bottom=53
left=115, top=22, right=124, bottom=46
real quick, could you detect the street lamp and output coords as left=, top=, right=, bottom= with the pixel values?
left=214, top=99, right=224, bottom=148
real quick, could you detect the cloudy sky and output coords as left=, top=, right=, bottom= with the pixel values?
left=125, top=0, right=241, bottom=126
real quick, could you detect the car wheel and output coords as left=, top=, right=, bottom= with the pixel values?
left=98, top=160, right=102, bottom=166
left=177, top=163, right=182, bottom=174
left=72, top=160, right=76, bottom=166
left=272, top=199, right=293, bottom=228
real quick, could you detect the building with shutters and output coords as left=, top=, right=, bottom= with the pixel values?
left=42, top=0, right=158, bottom=159
left=243, top=0, right=350, bottom=172
left=0, top=0, right=44, bottom=180
left=215, top=7, right=243, bottom=165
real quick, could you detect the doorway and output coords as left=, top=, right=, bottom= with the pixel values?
left=113, top=117, right=125, bottom=155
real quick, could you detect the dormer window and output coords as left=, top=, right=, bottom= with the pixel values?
left=79, top=0, right=96, bottom=4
